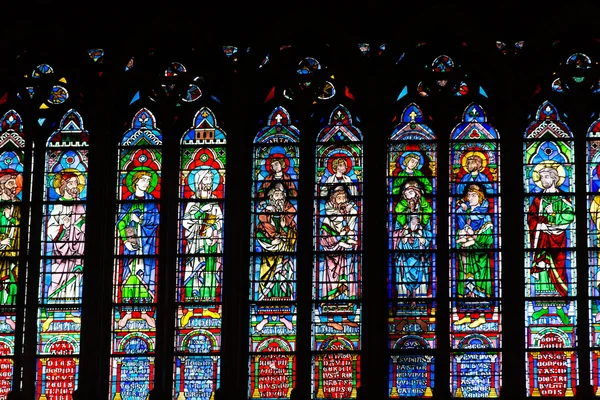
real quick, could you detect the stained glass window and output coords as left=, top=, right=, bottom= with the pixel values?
left=0, top=110, right=25, bottom=398
left=174, top=107, right=226, bottom=400
left=313, top=105, right=362, bottom=399
left=449, top=103, right=502, bottom=397
left=524, top=101, right=577, bottom=396
left=588, top=116, right=600, bottom=395
left=387, top=104, right=436, bottom=398
left=249, top=107, right=299, bottom=399
left=111, top=109, right=162, bottom=400
left=37, top=109, right=89, bottom=399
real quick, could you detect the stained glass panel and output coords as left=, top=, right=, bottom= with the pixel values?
left=37, top=109, right=89, bottom=399
left=587, top=119, right=600, bottom=395
left=249, top=107, right=299, bottom=399
left=174, top=107, right=226, bottom=400
left=449, top=104, right=502, bottom=397
left=524, top=101, right=577, bottom=397
left=313, top=105, right=362, bottom=399
left=387, top=104, right=436, bottom=398
left=0, top=110, right=25, bottom=399
left=111, top=109, right=162, bottom=400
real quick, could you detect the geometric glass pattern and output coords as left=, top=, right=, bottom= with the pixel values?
left=0, top=110, right=26, bottom=399
left=37, top=109, right=89, bottom=399
left=588, top=116, right=600, bottom=396
left=110, top=109, right=162, bottom=400
left=524, top=101, right=578, bottom=397
left=249, top=107, right=299, bottom=399
left=312, top=105, right=362, bottom=399
left=387, top=103, right=436, bottom=398
left=449, top=103, right=502, bottom=398
left=174, top=107, right=226, bottom=400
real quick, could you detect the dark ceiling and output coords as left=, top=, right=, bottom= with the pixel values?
left=2, top=1, right=598, bottom=49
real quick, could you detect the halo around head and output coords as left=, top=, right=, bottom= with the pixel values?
left=461, top=150, right=488, bottom=172
left=125, top=167, right=158, bottom=195
left=327, top=153, right=353, bottom=175
left=53, top=168, right=86, bottom=198
left=532, top=160, right=566, bottom=189
left=266, top=153, right=290, bottom=174
left=399, top=151, right=424, bottom=170
left=188, top=165, right=220, bottom=194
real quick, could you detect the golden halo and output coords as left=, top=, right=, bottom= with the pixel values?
left=460, top=150, right=488, bottom=173
left=532, top=160, right=566, bottom=189
left=53, top=168, right=86, bottom=198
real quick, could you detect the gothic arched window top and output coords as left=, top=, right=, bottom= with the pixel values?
left=110, top=107, right=163, bottom=400
left=182, top=107, right=227, bottom=145
left=121, top=108, right=163, bottom=147
left=254, top=107, right=299, bottom=144
left=451, top=103, right=499, bottom=140
left=36, top=108, right=90, bottom=399
left=249, top=105, right=300, bottom=398
left=588, top=118, right=600, bottom=138
left=317, top=105, right=362, bottom=143
left=449, top=103, right=502, bottom=397
left=523, top=101, right=576, bottom=396
left=387, top=102, right=436, bottom=398
left=390, top=103, right=435, bottom=141
left=174, top=106, right=226, bottom=399
left=46, top=109, right=89, bottom=147
left=0, top=110, right=24, bottom=147
left=586, top=115, right=600, bottom=394
left=525, top=101, right=572, bottom=139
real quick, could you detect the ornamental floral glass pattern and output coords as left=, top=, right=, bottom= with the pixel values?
left=37, top=109, right=89, bottom=399
left=387, top=104, right=436, bottom=398
left=587, top=117, right=600, bottom=395
left=174, top=107, right=226, bottom=400
left=524, top=101, right=577, bottom=397
left=249, top=107, right=299, bottom=399
left=0, top=110, right=25, bottom=399
left=313, top=105, right=362, bottom=399
left=449, top=103, right=502, bottom=397
left=110, top=109, right=162, bottom=400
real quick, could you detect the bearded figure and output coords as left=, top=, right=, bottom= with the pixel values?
left=255, top=183, right=297, bottom=300
left=47, top=172, right=86, bottom=301
left=0, top=173, right=20, bottom=305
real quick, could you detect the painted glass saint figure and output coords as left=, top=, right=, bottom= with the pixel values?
left=47, top=171, right=86, bottom=301
left=454, top=184, right=493, bottom=328
left=393, top=180, right=432, bottom=331
left=528, top=163, right=574, bottom=325
left=182, top=166, right=223, bottom=302
left=256, top=182, right=297, bottom=302
left=0, top=172, right=20, bottom=305
left=320, top=184, right=359, bottom=309
left=117, top=170, right=159, bottom=327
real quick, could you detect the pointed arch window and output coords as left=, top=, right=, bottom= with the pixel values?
left=588, top=116, right=600, bottom=395
left=387, top=104, right=436, bottom=398
left=313, top=104, right=362, bottom=399
left=37, top=109, right=89, bottom=399
left=449, top=104, right=502, bottom=397
left=249, top=107, right=299, bottom=399
left=524, top=102, right=577, bottom=397
left=0, top=110, right=26, bottom=397
left=111, top=109, right=162, bottom=400
left=174, top=107, right=226, bottom=399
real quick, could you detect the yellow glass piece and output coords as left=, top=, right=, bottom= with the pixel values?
left=59, top=77, right=67, bottom=83
left=39, top=103, right=49, bottom=110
